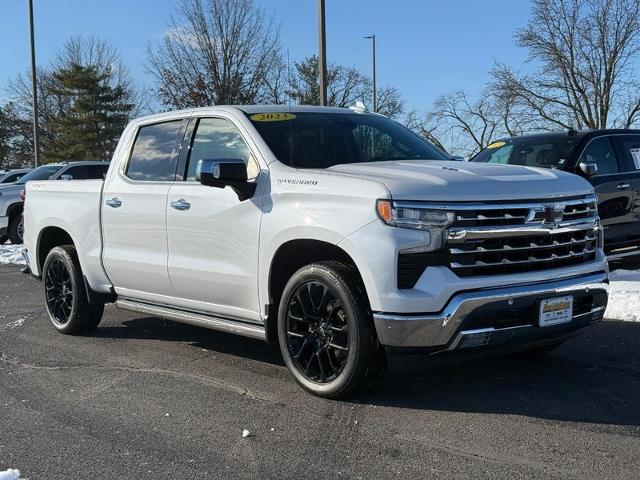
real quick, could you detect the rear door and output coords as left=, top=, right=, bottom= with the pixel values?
left=577, top=135, right=635, bottom=253
left=101, top=119, right=187, bottom=299
left=166, top=115, right=264, bottom=320
left=611, top=134, right=640, bottom=249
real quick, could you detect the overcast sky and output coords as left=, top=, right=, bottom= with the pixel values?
left=0, top=0, right=533, bottom=110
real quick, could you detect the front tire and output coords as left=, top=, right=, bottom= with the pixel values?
left=43, top=245, right=104, bottom=335
left=277, top=261, right=386, bottom=399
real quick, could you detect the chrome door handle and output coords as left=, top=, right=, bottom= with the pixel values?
left=617, top=183, right=631, bottom=190
left=170, top=199, right=191, bottom=211
left=105, top=198, right=122, bottom=208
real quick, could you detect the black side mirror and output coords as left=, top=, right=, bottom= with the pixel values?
left=196, top=158, right=256, bottom=201
left=578, top=161, right=598, bottom=178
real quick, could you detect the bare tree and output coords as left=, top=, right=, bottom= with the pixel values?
left=289, top=56, right=404, bottom=118
left=375, top=85, right=404, bottom=119
left=492, top=0, right=640, bottom=130
left=147, top=0, right=285, bottom=108
left=426, top=90, right=503, bottom=157
left=404, top=109, right=448, bottom=152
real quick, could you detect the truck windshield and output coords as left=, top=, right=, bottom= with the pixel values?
left=247, top=111, right=448, bottom=168
left=15, top=165, right=62, bottom=184
left=472, top=137, right=578, bottom=169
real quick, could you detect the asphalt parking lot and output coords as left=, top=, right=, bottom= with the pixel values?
left=1, top=264, right=639, bottom=479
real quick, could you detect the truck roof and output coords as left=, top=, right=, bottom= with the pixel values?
left=131, top=105, right=377, bottom=125
left=495, top=128, right=640, bottom=144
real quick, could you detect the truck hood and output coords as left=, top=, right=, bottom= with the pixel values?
left=326, top=160, right=594, bottom=202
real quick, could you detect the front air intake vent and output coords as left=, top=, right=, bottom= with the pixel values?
left=397, top=252, right=429, bottom=289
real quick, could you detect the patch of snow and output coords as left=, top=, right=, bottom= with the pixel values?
left=605, top=269, right=640, bottom=322
left=0, top=469, right=21, bottom=480
left=0, top=244, right=24, bottom=265
left=0, top=318, right=26, bottom=331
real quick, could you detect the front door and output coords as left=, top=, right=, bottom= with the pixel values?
left=102, top=119, right=187, bottom=298
left=577, top=136, right=636, bottom=253
left=166, top=116, right=264, bottom=322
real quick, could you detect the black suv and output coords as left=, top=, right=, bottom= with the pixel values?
left=472, top=130, right=640, bottom=259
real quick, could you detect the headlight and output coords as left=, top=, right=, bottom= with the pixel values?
left=376, top=200, right=455, bottom=230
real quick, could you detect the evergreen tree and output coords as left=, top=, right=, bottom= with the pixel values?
left=49, top=63, right=133, bottom=161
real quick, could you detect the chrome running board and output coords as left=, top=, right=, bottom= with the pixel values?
left=116, top=299, right=267, bottom=341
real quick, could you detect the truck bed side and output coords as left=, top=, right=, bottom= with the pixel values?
left=23, top=180, right=113, bottom=293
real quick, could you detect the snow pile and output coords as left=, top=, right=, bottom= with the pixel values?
left=605, top=269, right=640, bottom=322
left=0, top=244, right=24, bottom=265
left=0, top=469, right=21, bottom=480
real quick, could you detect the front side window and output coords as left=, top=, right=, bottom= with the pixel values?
left=247, top=112, right=448, bottom=169
left=578, top=137, right=619, bottom=175
left=61, top=165, right=88, bottom=180
left=87, top=164, right=109, bottom=179
left=126, top=120, right=185, bottom=181
left=1, top=172, right=24, bottom=183
left=185, top=117, right=258, bottom=181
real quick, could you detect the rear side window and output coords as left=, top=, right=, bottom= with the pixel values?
left=613, top=135, right=640, bottom=171
left=126, top=120, right=185, bottom=181
left=578, top=137, right=620, bottom=175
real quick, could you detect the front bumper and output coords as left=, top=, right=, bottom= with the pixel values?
left=373, top=272, right=608, bottom=349
left=0, top=215, right=7, bottom=236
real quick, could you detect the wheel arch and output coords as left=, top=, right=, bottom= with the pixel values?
left=37, top=226, right=75, bottom=273
left=264, top=239, right=370, bottom=343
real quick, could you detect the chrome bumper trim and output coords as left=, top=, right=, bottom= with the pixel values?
left=446, top=306, right=606, bottom=351
left=373, top=272, right=609, bottom=348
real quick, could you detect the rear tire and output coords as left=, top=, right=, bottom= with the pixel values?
left=42, top=245, right=104, bottom=335
left=277, top=261, right=386, bottom=399
left=8, top=215, right=23, bottom=244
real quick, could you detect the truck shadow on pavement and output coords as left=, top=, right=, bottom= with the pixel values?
left=368, top=320, right=640, bottom=427
left=95, top=316, right=285, bottom=367
left=93, top=314, right=639, bottom=426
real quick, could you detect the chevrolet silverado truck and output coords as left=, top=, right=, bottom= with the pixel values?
left=22, top=106, right=609, bottom=398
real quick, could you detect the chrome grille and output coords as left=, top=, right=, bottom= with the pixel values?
left=445, top=196, right=599, bottom=277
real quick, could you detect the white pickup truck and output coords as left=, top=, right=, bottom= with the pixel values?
left=23, top=106, right=609, bottom=398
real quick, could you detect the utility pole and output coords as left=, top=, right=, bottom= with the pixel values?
left=364, top=34, right=377, bottom=112
left=317, top=0, right=327, bottom=106
left=28, top=0, right=40, bottom=167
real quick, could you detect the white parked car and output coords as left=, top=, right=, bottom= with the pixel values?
left=22, top=106, right=609, bottom=398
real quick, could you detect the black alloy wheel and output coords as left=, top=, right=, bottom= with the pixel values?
left=45, top=257, right=74, bottom=326
left=285, top=281, right=350, bottom=383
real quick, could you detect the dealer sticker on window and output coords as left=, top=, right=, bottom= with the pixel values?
left=539, top=296, right=573, bottom=327
left=250, top=112, right=297, bottom=122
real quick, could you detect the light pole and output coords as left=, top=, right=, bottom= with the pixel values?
left=28, top=0, right=40, bottom=167
left=364, top=34, right=376, bottom=112
left=317, top=0, right=328, bottom=106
